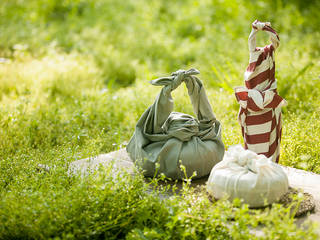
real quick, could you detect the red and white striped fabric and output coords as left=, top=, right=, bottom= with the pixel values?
left=235, top=20, right=287, bottom=163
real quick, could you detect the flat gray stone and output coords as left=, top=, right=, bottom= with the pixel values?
left=69, top=148, right=320, bottom=232
left=68, top=148, right=134, bottom=176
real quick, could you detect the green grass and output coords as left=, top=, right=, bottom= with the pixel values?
left=1, top=0, right=320, bottom=238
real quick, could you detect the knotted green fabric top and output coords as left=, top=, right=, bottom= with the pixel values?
left=126, top=69, right=225, bottom=179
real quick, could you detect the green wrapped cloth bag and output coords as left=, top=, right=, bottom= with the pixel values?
left=126, top=69, right=225, bottom=179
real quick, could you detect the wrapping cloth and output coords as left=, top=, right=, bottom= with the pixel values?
left=207, top=145, right=289, bottom=208
left=235, top=20, right=287, bottom=163
left=126, top=69, right=225, bottom=179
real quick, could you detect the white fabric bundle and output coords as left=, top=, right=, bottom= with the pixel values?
left=207, top=145, right=288, bottom=207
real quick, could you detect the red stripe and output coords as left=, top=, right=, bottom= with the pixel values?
left=264, top=45, right=275, bottom=60
left=245, top=110, right=272, bottom=125
left=265, top=94, right=284, bottom=109
left=245, top=65, right=275, bottom=89
left=268, top=45, right=274, bottom=56
left=264, top=44, right=273, bottom=54
left=271, top=115, right=277, bottom=131
left=247, top=61, right=258, bottom=72
left=261, top=151, right=272, bottom=158
left=241, top=126, right=245, bottom=138
left=246, top=49, right=269, bottom=73
left=247, top=51, right=266, bottom=72
left=247, top=97, right=263, bottom=111
left=246, top=132, right=270, bottom=144
left=260, top=145, right=276, bottom=158
left=235, top=91, right=248, bottom=101
left=265, top=73, right=276, bottom=89
left=268, top=138, right=278, bottom=156
left=276, top=114, right=282, bottom=139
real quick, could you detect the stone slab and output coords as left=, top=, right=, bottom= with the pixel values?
left=69, top=148, right=134, bottom=176
left=69, top=148, right=320, bottom=232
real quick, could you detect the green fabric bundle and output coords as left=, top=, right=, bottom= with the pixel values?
left=126, top=69, right=225, bottom=179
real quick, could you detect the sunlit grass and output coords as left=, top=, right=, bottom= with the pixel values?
left=1, top=0, right=320, bottom=238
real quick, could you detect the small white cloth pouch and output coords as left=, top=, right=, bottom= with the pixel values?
left=207, top=145, right=288, bottom=207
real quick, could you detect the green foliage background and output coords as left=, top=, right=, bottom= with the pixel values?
left=0, top=0, right=319, bottom=239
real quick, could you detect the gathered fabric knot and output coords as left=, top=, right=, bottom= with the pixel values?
left=150, top=68, right=200, bottom=91
left=223, top=144, right=273, bottom=174
left=250, top=20, right=280, bottom=51
left=162, top=112, right=200, bottom=141
left=252, top=19, right=271, bottom=31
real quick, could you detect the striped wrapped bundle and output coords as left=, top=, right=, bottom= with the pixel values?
left=235, top=20, right=287, bottom=163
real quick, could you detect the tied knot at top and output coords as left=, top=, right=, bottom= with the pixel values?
left=250, top=20, right=280, bottom=53
left=145, top=68, right=220, bottom=141
left=150, top=68, right=200, bottom=91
